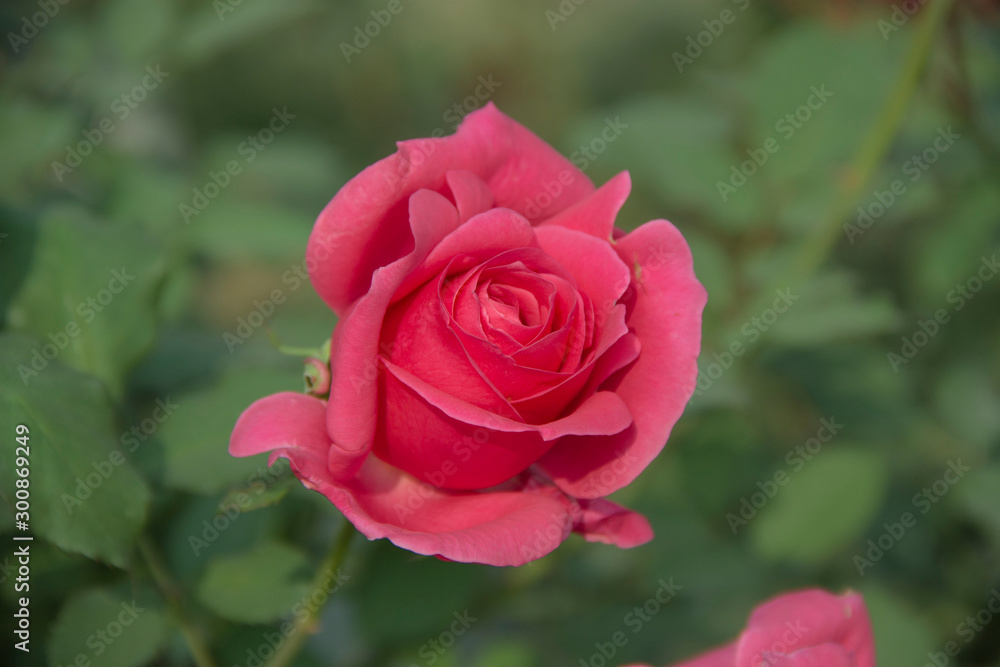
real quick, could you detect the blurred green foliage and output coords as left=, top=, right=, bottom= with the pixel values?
left=1, top=0, right=999, bottom=666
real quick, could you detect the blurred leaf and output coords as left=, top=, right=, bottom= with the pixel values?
left=187, top=197, right=313, bottom=261
left=474, top=641, right=538, bottom=667
left=220, top=474, right=295, bottom=513
left=0, top=101, right=76, bottom=203
left=956, top=465, right=1000, bottom=541
left=910, top=182, right=1000, bottom=305
left=766, top=271, right=900, bottom=346
left=175, top=0, right=321, bottom=66
left=0, top=332, right=151, bottom=568
left=5, top=207, right=168, bottom=397
left=158, top=365, right=300, bottom=494
left=751, top=446, right=888, bottom=565
left=0, top=208, right=39, bottom=326
left=358, top=544, right=484, bottom=646
left=100, top=0, right=176, bottom=62
left=594, top=94, right=763, bottom=230
left=195, top=541, right=311, bottom=624
left=933, top=362, right=1000, bottom=452
left=858, top=585, right=937, bottom=666
left=746, top=20, right=906, bottom=232
left=48, top=587, right=167, bottom=667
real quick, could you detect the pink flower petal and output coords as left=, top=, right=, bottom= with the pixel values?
left=307, top=104, right=592, bottom=313
left=325, top=189, right=461, bottom=479
left=538, top=220, right=706, bottom=498
left=539, top=171, right=632, bottom=240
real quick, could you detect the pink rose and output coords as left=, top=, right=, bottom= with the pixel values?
left=625, top=589, right=876, bottom=667
left=230, top=103, right=706, bottom=566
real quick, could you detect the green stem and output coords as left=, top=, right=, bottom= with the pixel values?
left=262, top=521, right=357, bottom=667
left=736, top=0, right=955, bottom=333
left=138, top=537, right=219, bottom=667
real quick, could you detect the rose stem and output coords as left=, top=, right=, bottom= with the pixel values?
left=138, top=535, right=220, bottom=667
left=262, top=520, right=357, bottom=667
left=729, top=0, right=956, bottom=339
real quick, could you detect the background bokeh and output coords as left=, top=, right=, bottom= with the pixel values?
left=2, top=0, right=999, bottom=665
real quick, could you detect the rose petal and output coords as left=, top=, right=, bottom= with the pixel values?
left=378, top=358, right=632, bottom=488
left=325, top=189, right=461, bottom=479
left=307, top=104, right=592, bottom=313
left=538, top=171, right=632, bottom=240
left=738, top=590, right=875, bottom=667
left=446, top=169, right=495, bottom=222
left=231, top=392, right=577, bottom=566
left=538, top=220, right=706, bottom=498
left=573, top=497, right=653, bottom=548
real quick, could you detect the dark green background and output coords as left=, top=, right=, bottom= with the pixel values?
left=1, top=0, right=999, bottom=665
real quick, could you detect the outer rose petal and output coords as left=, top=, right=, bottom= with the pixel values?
left=637, top=590, right=875, bottom=667
left=538, top=171, right=632, bottom=240
left=574, top=497, right=652, bottom=548
left=325, top=189, right=461, bottom=479
left=737, top=590, right=875, bottom=667
left=308, top=103, right=594, bottom=314
left=230, top=391, right=605, bottom=566
left=538, top=220, right=707, bottom=498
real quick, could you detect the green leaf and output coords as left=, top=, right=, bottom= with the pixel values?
left=956, top=465, right=1000, bottom=541
left=195, top=542, right=312, bottom=624
left=745, top=20, right=906, bottom=233
left=591, top=94, right=763, bottom=230
left=0, top=208, right=40, bottom=327
left=766, top=271, right=901, bottom=346
left=159, top=366, right=301, bottom=494
left=5, top=207, right=168, bottom=397
left=175, top=0, right=321, bottom=66
left=47, top=587, right=167, bottom=667
left=0, top=332, right=151, bottom=567
left=0, top=100, right=78, bottom=205
left=187, top=197, right=313, bottom=261
left=220, top=474, right=295, bottom=514
left=857, top=585, right=937, bottom=666
left=750, top=447, right=888, bottom=565
left=358, top=543, right=484, bottom=646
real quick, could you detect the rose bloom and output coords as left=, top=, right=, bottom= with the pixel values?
left=624, top=589, right=876, bottom=667
left=230, top=104, right=706, bottom=566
